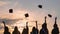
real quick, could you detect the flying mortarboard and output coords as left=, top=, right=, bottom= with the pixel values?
left=38, top=5, right=42, bottom=8
left=25, top=13, right=29, bottom=17
left=9, top=9, right=13, bottom=13
left=48, top=14, right=52, bottom=18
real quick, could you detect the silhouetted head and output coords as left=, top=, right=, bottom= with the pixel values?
left=53, top=23, right=57, bottom=28
left=32, top=27, right=35, bottom=31
left=14, top=26, right=18, bottom=31
left=5, top=26, right=9, bottom=32
left=42, top=23, right=47, bottom=29
left=22, top=28, right=26, bottom=32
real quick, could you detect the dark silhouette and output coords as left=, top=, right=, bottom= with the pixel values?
left=9, top=9, right=13, bottom=13
left=22, top=28, right=26, bottom=34
left=30, top=21, right=39, bottom=34
left=48, top=14, right=52, bottom=18
left=40, top=16, right=49, bottom=34
left=2, top=21, right=11, bottom=34
left=35, top=21, right=39, bottom=34
left=22, top=22, right=29, bottom=34
left=25, top=13, right=29, bottom=17
left=38, top=5, right=42, bottom=8
left=51, top=17, right=59, bottom=34
left=36, top=21, right=38, bottom=30
left=30, top=27, right=38, bottom=34
left=30, top=27, right=36, bottom=34
left=12, top=26, right=20, bottom=34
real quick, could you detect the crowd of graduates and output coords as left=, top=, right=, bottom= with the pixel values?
left=2, top=16, right=59, bottom=34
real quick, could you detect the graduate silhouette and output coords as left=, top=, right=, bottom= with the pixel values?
left=40, top=16, right=49, bottom=34
left=30, top=21, right=39, bottom=34
left=51, top=17, right=59, bottom=34
left=12, top=26, right=20, bottom=34
left=22, top=22, right=29, bottom=34
left=2, top=21, right=11, bottom=34
left=30, top=27, right=36, bottom=34
left=31, top=27, right=39, bottom=34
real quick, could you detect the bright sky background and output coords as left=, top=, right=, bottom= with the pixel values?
left=0, top=0, right=60, bottom=34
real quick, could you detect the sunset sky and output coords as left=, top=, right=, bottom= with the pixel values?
left=0, top=0, right=60, bottom=34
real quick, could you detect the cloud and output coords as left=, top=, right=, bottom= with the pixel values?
left=0, top=1, right=9, bottom=6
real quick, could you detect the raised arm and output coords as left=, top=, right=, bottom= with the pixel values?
left=55, top=17, right=57, bottom=24
left=26, top=22, right=28, bottom=27
left=2, top=21, right=6, bottom=27
left=35, top=21, right=38, bottom=29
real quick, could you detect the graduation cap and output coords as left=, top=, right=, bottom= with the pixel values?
left=38, top=5, right=42, bottom=8
left=48, top=14, right=52, bottom=18
left=9, top=9, right=13, bottom=13
left=25, top=13, right=29, bottom=17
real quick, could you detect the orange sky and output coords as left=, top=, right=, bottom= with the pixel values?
left=0, top=0, right=60, bottom=34
left=0, top=9, right=60, bottom=34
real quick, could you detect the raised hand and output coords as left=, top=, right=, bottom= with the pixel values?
left=55, top=17, right=57, bottom=21
left=2, top=21, right=5, bottom=27
left=26, top=22, right=28, bottom=27
left=35, top=21, right=38, bottom=29
left=55, top=17, right=57, bottom=23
